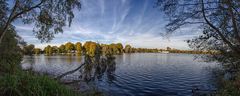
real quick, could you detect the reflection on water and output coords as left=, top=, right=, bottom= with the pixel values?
left=78, top=55, right=116, bottom=82
left=22, top=53, right=217, bottom=96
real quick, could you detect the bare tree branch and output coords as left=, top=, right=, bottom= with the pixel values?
left=201, top=0, right=239, bottom=53
left=226, top=0, right=240, bottom=43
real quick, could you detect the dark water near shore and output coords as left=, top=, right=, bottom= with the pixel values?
left=22, top=53, right=217, bottom=96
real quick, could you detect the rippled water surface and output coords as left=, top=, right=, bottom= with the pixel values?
left=22, top=53, right=217, bottom=96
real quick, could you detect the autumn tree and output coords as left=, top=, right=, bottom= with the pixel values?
left=65, top=42, right=75, bottom=53
left=100, top=43, right=123, bottom=55
left=101, top=44, right=108, bottom=55
left=101, top=44, right=114, bottom=56
left=109, top=44, right=119, bottom=54
left=116, top=43, right=124, bottom=53
left=75, top=42, right=82, bottom=55
left=83, top=41, right=101, bottom=57
left=56, top=45, right=116, bottom=83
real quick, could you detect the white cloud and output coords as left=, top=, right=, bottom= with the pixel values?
left=14, top=0, right=202, bottom=50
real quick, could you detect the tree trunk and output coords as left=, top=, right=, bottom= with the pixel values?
left=55, top=63, right=85, bottom=80
left=0, top=0, right=19, bottom=44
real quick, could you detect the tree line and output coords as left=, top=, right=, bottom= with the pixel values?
left=23, top=41, right=213, bottom=56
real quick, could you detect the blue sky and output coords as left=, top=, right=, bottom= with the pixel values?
left=15, top=0, right=201, bottom=49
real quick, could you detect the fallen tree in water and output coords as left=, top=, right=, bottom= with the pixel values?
left=55, top=54, right=116, bottom=84
left=55, top=63, right=86, bottom=80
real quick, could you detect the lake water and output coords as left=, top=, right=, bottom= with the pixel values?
left=22, top=53, right=217, bottom=96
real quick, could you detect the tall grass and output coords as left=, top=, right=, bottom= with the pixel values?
left=215, top=72, right=240, bottom=96
left=0, top=71, right=80, bottom=96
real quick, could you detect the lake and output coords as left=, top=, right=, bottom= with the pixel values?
left=21, top=53, right=217, bottom=96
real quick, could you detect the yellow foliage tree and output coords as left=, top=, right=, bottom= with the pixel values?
left=83, top=41, right=101, bottom=57
left=75, top=42, right=82, bottom=55
left=65, top=42, right=75, bottom=53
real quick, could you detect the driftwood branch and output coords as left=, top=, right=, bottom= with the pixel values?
left=55, top=63, right=85, bottom=80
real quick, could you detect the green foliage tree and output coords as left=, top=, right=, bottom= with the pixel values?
left=23, top=44, right=35, bottom=55
left=0, top=1, right=84, bottom=95
left=116, top=43, right=124, bottom=53
left=110, top=43, right=124, bottom=54
left=0, top=0, right=81, bottom=44
left=52, top=46, right=58, bottom=54
left=44, top=45, right=53, bottom=55
left=59, top=44, right=66, bottom=54
left=131, top=48, right=137, bottom=53
left=166, top=47, right=171, bottom=51
left=33, top=48, right=41, bottom=55
left=75, top=42, right=82, bottom=55
left=124, top=44, right=132, bottom=53
left=0, top=27, right=23, bottom=74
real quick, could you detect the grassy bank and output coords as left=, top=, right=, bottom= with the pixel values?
left=0, top=51, right=101, bottom=96
left=0, top=71, right=81, bottom=96
left=216, top=72, right=240, bottom=96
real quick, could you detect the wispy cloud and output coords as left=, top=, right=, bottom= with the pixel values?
left=99, top=0, right=105, bottom=16
left=15, top=0, right=201, bottom=49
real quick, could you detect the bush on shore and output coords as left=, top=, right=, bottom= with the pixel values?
left=215, top=71, right=240, bottom=96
